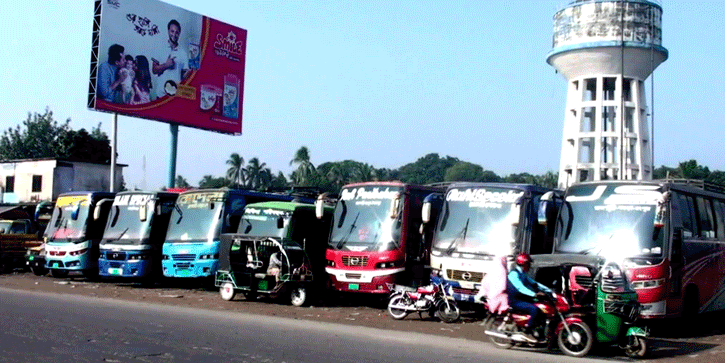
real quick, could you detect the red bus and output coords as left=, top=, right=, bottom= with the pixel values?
left=319, top=182, right=444, bottom=294
left=553, top=180, right=725, bottom=319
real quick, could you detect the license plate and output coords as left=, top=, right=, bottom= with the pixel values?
left=108, top=268, right=122, bottom=276
left=53, top=262, right=59, bottom=268
left=178, top=269, right=190, bottom=277
left=348, top=283, right=359, bottom=290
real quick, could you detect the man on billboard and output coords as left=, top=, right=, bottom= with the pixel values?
left=151, top=19, right=191, bottom=99
left=97, top=44, right=126, bottom=103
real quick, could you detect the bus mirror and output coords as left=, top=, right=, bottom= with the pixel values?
left=315, top=198, right=324, bottom=219
left=94, top=198, right=114, bottom=220
left=389, top=194, right=401, bottom=219
left=537, top=201, right=548, bottom=225
left=541, top=191, right=553, bottom=202
left=209, top=202, right=215, bottom=210
left=421, top=201, right=432, bottom=224
left=654, top=192, right=669, bottom=229
left=277, top=216, right=284, bottom=229
left=71, top=204, right=80, bottom=220
left=139, top=203, right=148, bottom=222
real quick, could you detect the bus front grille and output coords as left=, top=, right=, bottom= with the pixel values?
left=447, top=269, right=484, bottom=283
left=342, top=256, right=369, bottom=267
left=172, top=254, right=195, bottom=261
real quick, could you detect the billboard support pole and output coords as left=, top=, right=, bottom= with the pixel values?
left=168, top=124, right=178, bottom=188
left=111, top=113, right=117, bottom=192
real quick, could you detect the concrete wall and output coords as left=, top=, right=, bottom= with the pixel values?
left=0, top=160, right=124, bottom=203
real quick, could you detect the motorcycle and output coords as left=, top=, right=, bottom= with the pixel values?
left=386, top=281, right=460, bottom=323
left=483, top=292, right=594, bottom=357
left=485, top=254, right=649, bottom=358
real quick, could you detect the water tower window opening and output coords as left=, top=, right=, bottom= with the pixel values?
left=581, top=107, right=595, bottom=132
left=583, top=78, right=597, bottom=101
left=602, top=106, right=617, bottom=132
left=603, top=77, right=616, bottom=101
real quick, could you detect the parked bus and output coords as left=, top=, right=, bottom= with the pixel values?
left=162, top=189, right=313, bottom=279
left=550, top=180, right=725, bottom=319
left=425, top=183, right=561, bottom=303
left=321, top=182, right=445, bottom=294
left=43, top=192, right=115, bottom=278
left=98, top=191, right=178, bottom=281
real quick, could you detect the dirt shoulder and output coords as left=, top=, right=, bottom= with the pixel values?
left=2, top=271, right=724, bottom=361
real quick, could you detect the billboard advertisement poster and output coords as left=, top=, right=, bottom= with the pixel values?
left=88, top=0, right=247, bottom=135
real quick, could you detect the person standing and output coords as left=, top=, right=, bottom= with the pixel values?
left=97, top=44, right=125, bottom=103
left=151, top=19, right=190, bottom=99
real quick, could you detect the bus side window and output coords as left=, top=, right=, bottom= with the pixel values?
left=696, top=197, right=715, bottom=239
left=677, top=193, right=697, bottom=239
left=715, top=200, right=725, bottom=240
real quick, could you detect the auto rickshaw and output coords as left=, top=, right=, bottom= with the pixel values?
left=215, top=201, right=332, bottom=306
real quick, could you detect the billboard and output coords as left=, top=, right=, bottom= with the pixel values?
left=87, top=0, right=247, bottom=135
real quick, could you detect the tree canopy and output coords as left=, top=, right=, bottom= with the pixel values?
left=0, top=109, right=111, bottom=164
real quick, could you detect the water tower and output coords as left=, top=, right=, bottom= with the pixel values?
left=548, top=0, right=667, bottom=188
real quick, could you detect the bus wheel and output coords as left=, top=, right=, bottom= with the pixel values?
left=219, top=282, right=236, bottom=301
left=51, top=269, right=68, bottom=278
left=290, top=286, right=308, bottom=307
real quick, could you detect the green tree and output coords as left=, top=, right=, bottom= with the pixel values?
left=397, top=153, right=459, bottom=184
left=0, top=109, right=71, bottom=160
left=707, top=171, right=725, bottom=187
left=175, top=175, right=191, bottom=188
left=199, top=175, right=228, bottom=188
left=445, top=161, right=487, bottom=182
left=245, top=157, right=267, bottom=190
left=225, top=153, right=246, bottom=187
left=56, top=126, right=112, bottom=164
left=678, top=160, right=710, bottom=180
left=504, top=172, right=536, bottom=184
left=535, top=171, right=559, bottom=189
left=290, top=146, right=316, bottom=186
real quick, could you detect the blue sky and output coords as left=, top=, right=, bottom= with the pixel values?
left=1, top=1, right=723, bottom=190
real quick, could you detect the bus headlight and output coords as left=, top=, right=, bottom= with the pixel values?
left=199, top=253, right=218, bottom=260
left=631, top=278, right=665, bottom=289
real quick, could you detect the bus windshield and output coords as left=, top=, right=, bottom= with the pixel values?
left=44, top=204, right=90, bottom=243
left=102, top=194, right=154, bottom=245
left=329, top=186, right=403, bottom=251
left=556, top=184, right=665, bottom=261
left=237, top=207, right=290, bottom=239
left=433, top=187, right=523, bottom=256
left=165, top=192, right=225, bottom=243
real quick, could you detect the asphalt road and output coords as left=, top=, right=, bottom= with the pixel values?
left=0, top=287, right=614, bottom=363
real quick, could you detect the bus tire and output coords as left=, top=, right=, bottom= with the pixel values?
left=51, top=269, right=68, bottom=278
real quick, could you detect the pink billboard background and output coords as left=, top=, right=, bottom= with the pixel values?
left=89, top=0, right=247, bottom=135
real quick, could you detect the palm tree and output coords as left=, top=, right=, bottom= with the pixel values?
left=245, top=157, right=267, bottom=190
left=289, top=146, right=316, bottom=185
left=226, top=153, right=246, bottom=187
left=354, top=163, right=377, bottom=182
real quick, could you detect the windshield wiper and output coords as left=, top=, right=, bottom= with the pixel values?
left=111, top=227, right=129, bottom=242
left=336, top=212, right=359, bottom=250
left=446, top=218, right=469, bottom=255
left=175, top=204, right=183, bottom=224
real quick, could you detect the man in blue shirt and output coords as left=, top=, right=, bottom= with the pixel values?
left=97, top=44, right=126, bottom=103
left=506, top=253, right=552, bottom=342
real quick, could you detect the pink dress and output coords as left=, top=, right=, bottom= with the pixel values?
left=480, top=256, right=509, bottom=314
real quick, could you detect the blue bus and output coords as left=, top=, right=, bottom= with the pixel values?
left=424, top=183, right=561, bottom=303
left=98, top=191, right=178, bottom=281
left=44, top=191, right=115, bottom=278
left=161, top=189, right=313, bottom=279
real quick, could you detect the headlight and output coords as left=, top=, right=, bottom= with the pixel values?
left=431, top=268, right=442, bottom=277
left=199, top=253, right=219, bottom=260
left=375, top=260, right=403, bottom=269
left=129, top=254, right=150, bottom=261
left=162, top=255, right=170, bottom=260
left=631, top=278, right=665, bottom=289
left=326, top=260, right=335, bottom=267
left=69, top=248, right=88, bottom=256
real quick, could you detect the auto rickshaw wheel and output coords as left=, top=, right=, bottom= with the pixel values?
left=290, top=286, right=308, bottom=307
left=625, top=336, right=648, bottom=358
left=219, top=282, right=236, bottom=301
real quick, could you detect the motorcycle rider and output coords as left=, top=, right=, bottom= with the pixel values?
left=506, top=253, right=552, bottom=342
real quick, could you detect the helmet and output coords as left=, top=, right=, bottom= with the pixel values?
left=515, top=253, right=533, bottom=266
